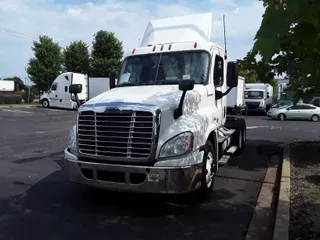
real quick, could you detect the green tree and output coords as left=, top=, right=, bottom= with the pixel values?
left=26, top=35, right=62, bottom=91
left=63, top=40, right=90, bottom=74
left=3, top=76, right=25, bottom=91
left=90, top=30, right=123, bottom=77
left=252, top=0, right=320, bottom=100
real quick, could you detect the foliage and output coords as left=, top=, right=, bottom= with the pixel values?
left=21, top=90, right=35, bottom=103
left=3, top=76, right=26, bottom=91
left=63, top=40, right=90, bottom=74
left=0, top=93, right=22, bottom=104
left=90, top=30, right=123, bottom=77
left=252, top=0, right=320, bottom=100
left=26, top=35, right=63, bottom=91
left=237, top=51, right=278, bottom=93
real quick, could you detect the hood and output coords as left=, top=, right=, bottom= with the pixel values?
left=84, top=85, right=184, bottom=111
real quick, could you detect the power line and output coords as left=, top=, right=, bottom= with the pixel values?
left=0, top=27, right=67, bottom=48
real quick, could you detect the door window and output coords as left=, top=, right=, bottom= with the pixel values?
left=51, top=83, right=57, bottom=91
left=213, top=55, right=224, bottom=87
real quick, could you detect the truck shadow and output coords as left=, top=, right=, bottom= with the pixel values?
left=0, top=139, right=282, bottom=240
left=0, top=170, right=256, bottom=240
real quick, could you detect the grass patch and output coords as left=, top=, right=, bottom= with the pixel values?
left=290, top=142, right=320, bottom=240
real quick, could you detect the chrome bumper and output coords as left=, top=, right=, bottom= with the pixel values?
left=64, top=148, right=203, bottom=194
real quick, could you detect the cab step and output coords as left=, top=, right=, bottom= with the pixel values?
left=226, top=146, right=238, bottom=155
left=218, top=155, right=230, bottom=166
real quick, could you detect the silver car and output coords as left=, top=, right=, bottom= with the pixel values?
left=267, top=103, right=320, bottom=121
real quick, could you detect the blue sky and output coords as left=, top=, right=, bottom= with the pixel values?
left=0, top=0, right=265, bottom=81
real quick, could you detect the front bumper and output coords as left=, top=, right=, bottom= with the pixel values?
left=64, top=148, right=203, bottom=194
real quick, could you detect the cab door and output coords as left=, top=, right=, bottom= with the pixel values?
left=48, top=83, right=58, bottom=107
left=212, top=53, right=225, bottom=125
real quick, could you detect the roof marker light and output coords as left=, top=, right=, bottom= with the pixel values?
left=153, top=46, right=156, bottom=51
left=194, top=42, right=197, bottom=48
left=168, top=44, right=172, bottom=50
left=132, top=48, right=136, bottom=54
left=160, top=45, right=164, bottom=51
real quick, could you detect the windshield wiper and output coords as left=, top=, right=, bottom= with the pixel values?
left=116, top=83, right=137, bottom=87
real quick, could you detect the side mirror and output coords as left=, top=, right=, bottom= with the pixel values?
left=179, top=79, right=194, bottom=91
left=69, top=84, right=82, bottom=94
left=227, top=61, right=238, bottom=88
left=109, top=72, right=116, bottom=89
left=174, top=80, right=194, bottom=119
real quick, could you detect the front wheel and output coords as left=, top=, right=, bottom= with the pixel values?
left=278, top=113, right=285, bottom=121
left=42, top=99, right=50, bottom=108
left=196, top=140, right=216, bottom=201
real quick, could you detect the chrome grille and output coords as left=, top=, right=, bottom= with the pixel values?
left=77, top=109, right=155, bottom=159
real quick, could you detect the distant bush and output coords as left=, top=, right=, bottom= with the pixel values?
left=21, top=91, right=35, bottom=103
left=0, top=92, right=22, bottom=104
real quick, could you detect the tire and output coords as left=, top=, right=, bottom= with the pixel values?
left=239, top=118, right=247, bottom=147
left=196, top=140, right=217, bottom=201
left=277, top=113, right=285, bottom=121
left=311, top=114, right=319, bottom=122
left=42, top=99, right=50, bottom=108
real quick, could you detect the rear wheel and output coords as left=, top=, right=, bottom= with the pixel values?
left=226, top=118, right=244, bottom=155
left=277, top=113, right=285, bottom=121
left=311, top=114, right=319, bottom=122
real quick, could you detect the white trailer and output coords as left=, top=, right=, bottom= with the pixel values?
left=227, top=76, right=245, bottom=114
left=242, top=83, right=273, bottom=114
left=40, top=72, right=111, bottom=109
left=64, top=13, right=247, bottom=202
left=0, top=80, right=15, bottom=92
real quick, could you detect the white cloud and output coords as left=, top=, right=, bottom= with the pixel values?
left=0, top=0, right=265, bottom=80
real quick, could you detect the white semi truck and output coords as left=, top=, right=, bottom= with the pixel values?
left=64, top=13, right=247, bottom=201
left=40, top=72, right=113, bottom=109
left=242, top=83, right=273, bottom=115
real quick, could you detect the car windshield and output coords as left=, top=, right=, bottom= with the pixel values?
left=117, top=51, right=210, bottom=86
left=244, top=90, right=264, bottom=99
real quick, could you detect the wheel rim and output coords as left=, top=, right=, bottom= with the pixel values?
left=239, top=130, right=242, bottom=148
left=206, top=152, right=214, bottom=187
left=280, top=114, right=284, bottom=121
left=312, top=115, right=319, bottom=121
left=243, top=128, right=246, bottom=143
left=43, top=101, right=48, bottom=107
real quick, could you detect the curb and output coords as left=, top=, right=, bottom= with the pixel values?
left=273, top=143, right=290, bottom=240
left=245, top=154, right=279, bottom=240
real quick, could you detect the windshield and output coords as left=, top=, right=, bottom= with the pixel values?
left=244, top=90, right=264, bottom=99
left=117, top=51, right=210, bottom=86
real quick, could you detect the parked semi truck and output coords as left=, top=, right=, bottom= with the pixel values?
left=242, top=83, right=273, bottom=115
left=64, top=13, right=247, bottom=201
left=40, top=72, right=114, bottom=109
left=227, top=76, right=245, bottom=114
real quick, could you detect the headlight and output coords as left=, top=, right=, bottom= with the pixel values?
left=68, top=125, right=77, bottom=154
left=159, top=132, right=193, bottom=159
left=259, top=101, right=265, bottom=107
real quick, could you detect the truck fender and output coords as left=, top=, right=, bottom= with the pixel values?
left=200, top=128, right=219, bottom=172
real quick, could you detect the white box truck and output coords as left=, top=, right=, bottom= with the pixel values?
left=64, top=13, right=247, bottom=201
left=40, top=72, right=112, bottom=109
left=0, top=80, right=15, bottom=92
left=242, top=83, right=273, bottom=115
left=227, top=76, right=245, bottom=114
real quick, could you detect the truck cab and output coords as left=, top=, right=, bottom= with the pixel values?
left=40, top=72, right=88, bottom=109
left=64, top=13, right=246, bottom=201
left=242, top=83, right=273, bottom=114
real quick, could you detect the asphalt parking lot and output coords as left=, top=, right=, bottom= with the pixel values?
left=0, top=107, right=319, bottom=240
